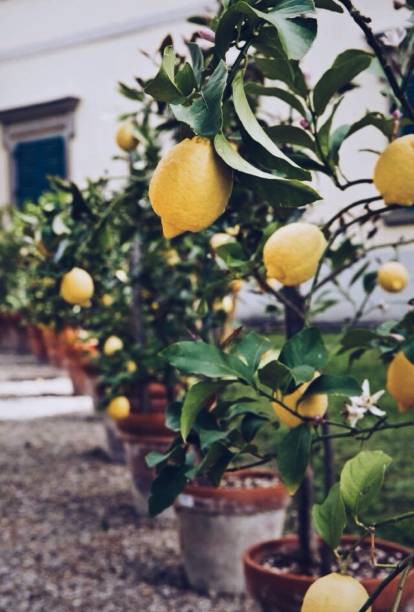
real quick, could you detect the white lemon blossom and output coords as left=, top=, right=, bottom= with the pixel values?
left=345, top=379, right=386, bottom=427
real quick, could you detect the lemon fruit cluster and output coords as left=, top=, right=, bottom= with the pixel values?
left=149, top=136, right=233, bottom=239
left=373, top=134, right=414, bottom=205
left=387, top=351, right=414, bottom=412
left=263, top=223, right=326, bottom=286
left=60, top=268, right=94, bottom=305
left=301, top=573, right=370, bottom=612
left=107, top=396, right=130, bottom=420
left=273, top=374, right=328, bottom=428
left=116, top=122, right=138, bottom=152
left=377, top=261, right=408, bottom=293
left=103, top=335, right=124, bottom=356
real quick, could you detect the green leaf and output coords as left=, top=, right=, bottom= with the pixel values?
left=214, top=133, right=321, bottom=204
left=149, top=465, right=188, bottom=516
left=277, top=423, right=312, bottom=494
left=232, top=331, right=272, bottom=374
left=259, top=359, right=293, bottom=392
left=162, top=340, right=253, bottom=383
left=340, top=450, right=392, bottom=517
left=303, top=374, right=361, bottom=398
left=315, top=0, right=343, bottom=11
left=279, top=327, right=328, bottom=370
left=215, top=1, right=316, bottom=61
left=363, top=270, right=377, bottom=294
left=145, top=46, right=184, bottom=103
left=313, top=49, right=373, bottom=116
left=175, top=62, right=197, bottom=96
left=255, top=57, right=308, bottom=96
left=245, top=83, right=307, bottom=117
left=187, top=42, right=204, bottom=88
left=233, top=71, right=307, bottom=178
left=181, top=381, right=223, bottom=441
left=339, top=328, right=379, bottom=352
left=267, top=124, right=316, bottom=151
left=171, top=60, right=227, bottom=137
left=215, top=242, right=249, bottom=268
left=313, top=483, right=347, bottom=549
left=291, top=364, right=315, bottom=385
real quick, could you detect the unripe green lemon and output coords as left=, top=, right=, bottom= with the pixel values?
left=263, top=223, right=326, bottom=286
left=377, top=261, right=408, bottom=292
left=149, top=136, right=233, bottom=239
left=373, top=135, right=414, bottom=205
left=60, top=268, right=94, bottom=305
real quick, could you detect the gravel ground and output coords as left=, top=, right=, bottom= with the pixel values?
left=0, top=414, right=257, bottom=612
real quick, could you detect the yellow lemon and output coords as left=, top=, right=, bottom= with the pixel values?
left=103, top=335, right=124, bottom=356
left=273, top=373, right=328, bottom=428
left=149, top=136, right=233, bottom=239
left=127, top=360, right=137, bottom=373
left=263, top=223, right=326, bottom=286
left=101, top=293, right=114, bottom=306
left=60, top=268, right=94, bottom=305
left=377, top=261, right=408, bottom=293
left=301, top=573, right=370, bottom=612
left=226, top=225, right=240, bottom=237
left=116, top=122, right=138, bottom=152
left=387, top=351, right=414, bottom=412
left=230, top=279, right=243, bottom=292
left=210, top=233, right=234, bottom=250
left=107, top=396, right=130, bottom=420
left=373, top=134, right=414, bottom=205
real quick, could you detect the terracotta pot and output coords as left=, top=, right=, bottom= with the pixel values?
left=175, top=469, right=289, bottom=595
left=244, top=535, right=414, bottom=612
left=117, top=414, right=173, bottom=516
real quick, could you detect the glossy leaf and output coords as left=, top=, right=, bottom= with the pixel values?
left=313, top=483, right=347, bottom=549
left=145, top=46, right=184, bottom=103
left=303, top=374, right=361, bottom=398
left=245, top=82, right=307, bottom=117
left=267, top=124, right=316, bottom=151
left=181, top=381, right=224, bottom=441
left=313, top=49, right=373, bottom=116
left=340, top=450, right=392, bottom=517
left=279, top=327, right=328, bottom=370
left=259, top=359, right=293, bottom=392
left=232, top=331, right=272, bottom=374
left=315, top=0, right=343, bottom=11
left=277, top=423, right=312, bottom=494
left=255, top=57, right=308, bottom=96
left=171, top=61, right=227, bottom=137
left=149, top=464, right=188, bottom=516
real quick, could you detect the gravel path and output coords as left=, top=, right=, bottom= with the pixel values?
left=0, top=414, right=257, bottom=612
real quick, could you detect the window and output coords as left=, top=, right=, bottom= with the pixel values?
left=0, top=97, right=79, bottom=206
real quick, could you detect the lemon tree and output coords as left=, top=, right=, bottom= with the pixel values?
left=130, top=1, right=414, bottom=608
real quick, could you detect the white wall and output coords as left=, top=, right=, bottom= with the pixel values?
left=0, top=0, right=413, bottom=322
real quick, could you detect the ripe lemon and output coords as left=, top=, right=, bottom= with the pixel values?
left=210, top=233, right=234, bottom=250
left=107, top=396, right=130, bottom=419
left=263, top=223, right=326, bottom=286
left=60, top=268, right=94, bottom=305
left=274, top=374, right=328, bottom=428
left=127, top=360, right=137, bottom=373
left=302, top=573, right=370, bottom=611
left=116, top=122, right=138, bottom=152
left=387, top=351, right=414, bottom=412
left=149, top=136, right=233, bottom=239
left=377, top=261, right=408, bottom=292
left=373, top=135, right=414, bottom=205
left=101, top=293, right=114, bottom=306
left=230, top=279, right=243, bottom=292
left=103, top=335, right=124, bottom=356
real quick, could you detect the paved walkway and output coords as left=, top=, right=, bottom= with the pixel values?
left=0, top=353, right=93, bottom=420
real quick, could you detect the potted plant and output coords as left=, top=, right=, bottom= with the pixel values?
left=137, top=0, right=414, bottom=608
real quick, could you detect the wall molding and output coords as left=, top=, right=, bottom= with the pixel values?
left=0, top=1, right=213, bottom=63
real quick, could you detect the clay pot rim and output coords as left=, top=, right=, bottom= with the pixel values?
left=116, top=413, right=172, bottom=443
left=243, top=534, right=414, bottom=587
left=182, top=469, right=289, bottom=509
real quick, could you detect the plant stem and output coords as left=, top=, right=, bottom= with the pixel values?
left=359, top=554, right=414, bottom=611
left=391, top=561, right=412, bottom=612
left=320, top=420, right=334, bottom=574
left=339, top=0, right=414, bottom=121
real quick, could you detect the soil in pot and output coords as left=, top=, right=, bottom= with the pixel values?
left=244, top=535, right=414, bottom=612
left=117, top=414, right=173, bottom=517
left=175, top=469, right=289, bottom=595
